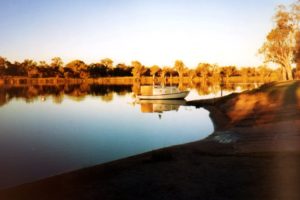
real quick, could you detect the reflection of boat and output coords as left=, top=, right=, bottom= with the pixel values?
left=137, top=99, right=187, bottom=113
left=138, top=99, right=187, bottom=105
left=137, top=86, right=189, bottom=100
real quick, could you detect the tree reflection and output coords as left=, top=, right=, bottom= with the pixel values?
left=0, top=81, right=263, bottom=107
left=0, top=84, right=132, bottom=107
left=101, top=93, right=114, bottom=102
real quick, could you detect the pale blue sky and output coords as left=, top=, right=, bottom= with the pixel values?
left=0, top=0, right=295, bottom=67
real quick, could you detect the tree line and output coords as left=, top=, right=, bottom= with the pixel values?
left=0, top=57, right=132, bottom=78
left=0, top=56, right=289, bottom=81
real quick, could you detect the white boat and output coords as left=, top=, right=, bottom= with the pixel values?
left=137, top=86, right=189, bottom=100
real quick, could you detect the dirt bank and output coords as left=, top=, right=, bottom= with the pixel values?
left=1, top=81, right=300, bottom=200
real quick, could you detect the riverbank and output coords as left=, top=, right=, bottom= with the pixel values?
left=0, top=81, right=299, bottom=200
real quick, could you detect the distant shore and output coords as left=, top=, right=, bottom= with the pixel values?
left=1, top=81, right=299, bottom=200
left=0, top=76, right=277, bottom=87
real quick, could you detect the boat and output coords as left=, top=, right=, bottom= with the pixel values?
left=137, top=85, right=189, bottom=100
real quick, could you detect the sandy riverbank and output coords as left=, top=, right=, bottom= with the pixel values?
left=0, top=81, right=300, bottom=200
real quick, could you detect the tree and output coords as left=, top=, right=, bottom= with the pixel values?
left=295, top=31, right=300, bottom=78
left=0, top=57, right=7, bottom=76
left=39, top=61, right=48, bottom=68
left=196, top=63, right=211, bottom=80
left=65, top=60, right=87, bottom=78
left=211, top=64, right=220, bottom=81
left=187, top=69, right=196, bottom=82
left=0, top=57, right=6, bottom=68
left=160, top=66, right=172, bottom=79
left=66, top=60, right=86, bottom=71
left=50, top=57, right=64, bottom=77
left=27, top=67, right=39, bottom=78
left=100, top=58, right=113, bottom=69
left=88, top=63, right=108, bottom=77
left=258, top=65, right=272, bottom=80
left=51, top=57, right=63, bottom=68
left=220, top=66, right=236, bottom=79
left=240, top=67, right=250, bottom=82
left=292, top=1, right=300, bottom=78
left=173, top=60, right=186, bottom=80
left=131, top=61, right=146, bottom=79
left=22, top=59, right=37, bottom=77
left=259, top=5, right=295, bottom=80
left=150, top=65, right=160, bottom=77
left=22, top=59, right=37, bottom=69
left=111, top=63, right=131, bottom=77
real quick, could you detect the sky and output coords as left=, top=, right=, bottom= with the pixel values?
left=0, top=0, right=296, bottom=68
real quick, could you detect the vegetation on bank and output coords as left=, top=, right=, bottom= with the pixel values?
left=0, top=57, right=293, bottom=82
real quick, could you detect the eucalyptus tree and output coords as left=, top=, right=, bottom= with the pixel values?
left=51, top=57, right=64, bottom=68
left=196, top=63, right=211, bottom=80
left=259, top=3, right=300, bottom=80
left=131, top=61, right=146, bottom=79
left=150, top=65, right=161, bottom=77
left=160, top=66, right=172, bottom=79
left=150, top=65, right=161, bottom=84
left=100, top=58, right=114, bottom=69
left=173, top=60, right=186, bottom=81
left=65, top=60, right=87, bottom=78
left=50, top=57, right=64, bottom=77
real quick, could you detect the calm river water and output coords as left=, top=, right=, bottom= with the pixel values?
left=0, top=83, right=258, bottom=188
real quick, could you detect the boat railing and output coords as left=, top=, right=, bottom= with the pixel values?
left=152, top=74, right=177, bottom=94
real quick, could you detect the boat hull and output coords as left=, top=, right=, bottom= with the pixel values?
left=137, top=91, right=189, bottom=100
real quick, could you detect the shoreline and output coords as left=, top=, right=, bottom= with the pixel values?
left=1, top=81, right=300, bottom=199
left=0, top=76, right=276, bottom=87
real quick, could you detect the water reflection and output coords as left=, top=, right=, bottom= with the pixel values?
left=0, top=84, right=132, bottom=106
left=0, top=84, right=215, bottom=189
left=0, top=82, right=262, bottom=107
left=0, top=81, right=262, bottom=188
left=137, top=100, right=186, bottom=113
